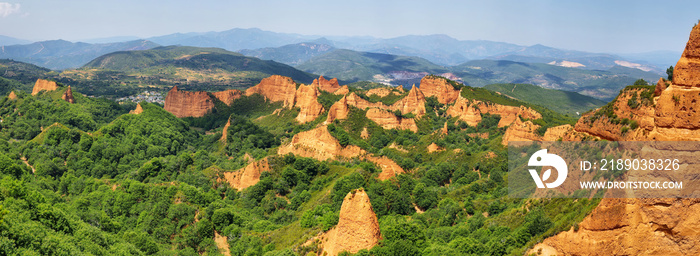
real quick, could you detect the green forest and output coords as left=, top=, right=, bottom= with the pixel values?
left=0, top=75, right=601, bottom=256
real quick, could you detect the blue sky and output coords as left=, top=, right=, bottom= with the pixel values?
left=0, top=0, right=698, bottom=53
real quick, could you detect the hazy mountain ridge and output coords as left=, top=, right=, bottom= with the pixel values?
left=0, top=39, right=159, bottom=70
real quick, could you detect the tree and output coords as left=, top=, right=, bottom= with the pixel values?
left=667, top=66, right=674, bottom=81
left=633, top=79, right=648, bottom=86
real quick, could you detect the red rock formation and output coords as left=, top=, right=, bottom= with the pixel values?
left=164, top=86, right=215, bottom=118
left=7, top=91, right=17, bottom=100
left=446, top=95, right=482, bottom=126
left=441, top=122, right=449, bottom=135
left=321, top=189, right=381, bottom=256
left=245, top=75, right=297, bottom=107
left=447, top=94, right=541, bottom=127
left=366, top=87, right=403, bottom=97
left=212, top=89, right=242, bottom=106
left=326, top=95, right=350, bottom=123
left=220, top=158, right=270, bottom=190
left=427, top=143, right=444, bottom=153
left=532, top=25, right=700, bottom=256
left=62, top=86, right=75, bottom=104
left=346, top=93, right=387, bottom=110
left=129, top=103, right=144, bottom=115
left=294, top=84, right=325, bottom=123
left=312, top=76, right=341, bottom=93
left=277, top=126, right=365, bottom=161
left=672, top=24, right=700, bottom=88
left=500, top=118, right=542, bottom=145
left=366, top=108, right=418, bottom=132
left=220, top=117, right=231, bottom=142
left=333, top=85, right=350, bottom=95
left=391, top=85, right=426, bottom=116
left=368, top=156, right=405, bottom=181
left=419, top=75, right=460, bottom=104
left=655, top=78, right=668, bottom=96
left=31, top=79, right=59, bottom=95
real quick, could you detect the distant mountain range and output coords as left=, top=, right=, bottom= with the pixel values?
left=0, top=39, right=158, bottom=70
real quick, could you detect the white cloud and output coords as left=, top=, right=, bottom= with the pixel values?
left=0, top=2, right=20, bottom=17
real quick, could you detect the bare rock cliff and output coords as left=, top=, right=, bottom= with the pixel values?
left=391, top=85, right=427, bottom=116
left=220, top=158, right=270, bottom=191
left=321, top=189, right=381, bottom=256
left=672, top=24, right=700, bottom=88
left=245, top=75, right=297, bottom=107
left=312, top=76, right=341, bottom=93
left=294, top=84, right=325, bottom=124
left=62, top=86, right=75, bottom=104
left=164, top=86, right=215, bottom=118
left=7, top=91, right=17, bottom=100
left=419, top=76, right=460, bottom=104
left=31, top=79, right=59, bottom=95
left=366, top=108, right=418, bottom=132
left=212, top=89, right=242, bottom=106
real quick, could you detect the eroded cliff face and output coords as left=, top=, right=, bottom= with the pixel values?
left=326, top=95, right=350, bottom=123
left=62, top=86, right=75, bottom=104
left=245, top=75, right=297, bottom=107
left=321, top=189, right=381, bottom=256
left=294, top=84, right=325, bottom=123
left=32, top=79, right=59, bottom=96
left=277, top=126, right=364, bottom=161
left=220, top=158, right=270, bottom=191
left=672, top=24, right=700, bottom=88
left=366, top=108, right=418, bottom=132
left=129, top=103, right=144, bottom=115
left=278, top=125, right=404, bottom=180
left=164, top=86, right=216, bottom=118
left=7, top=91, right=17, bottom=100
left=220, top=117, right=231, bottom=142
left=532, top=198, right=700, bottom=256
left=532, top=25, right=700, bottom=255
left=447, top=94, right=541, bottom=127
left=312, top=76, right=341, bottom=93
left=212, top=89, right=242, bottom=106
left=419, top=76, right=460, bottom=104
left=391, top=85, right=427, bottom=116
left=446, top=95, right=482, bottom=126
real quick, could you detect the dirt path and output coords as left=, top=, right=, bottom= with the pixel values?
left=214, top=231, right=231, bottom=256
left=20, top=156, right=35, bottom=173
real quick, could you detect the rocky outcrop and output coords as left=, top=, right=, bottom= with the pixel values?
left=655, top=78, right=668, bottom=96
left=62, top=86, right=75, bottom=104
left=501, top=118, right=542, bottom=145
left=447, top=94, right=541, bottom=127
left=32, top=79, right=59, bottom=95
left=326, top=95, right=350, bottom=123
left=245, top=75, right=297, bottom=107
left=672, top=24, right=700, bottom=88
left=220, top=117, right=231, bottom=142
left=366, top=108, right=418, bottom=132
left=346, top=93, right=387, bottom=110
left=294, top=84, right=325, bottom=123
left=220, top=158, right=270, bottom=190
left=164, top=86, right=215, bottom=118
left=212, top=89, right=242, bottom=106
left=533, top=25, right=700, bottom=255
left=368, top=156, right=405, bottom=181
left=321, top=189, right=381, bottom=256
left=427, top=143, right=444, bottom=153
left=333, top=85, right=349, bottom=95
left=312, top=76, right=341, bottom=93
left=278, top=125, right=405, bottom=180
left=446, top=95, right=482, bottom=126
left=277, top=126, right=364, bottom=161
left=391, top=85, right=426, bottom=116
left=7, top=91, right=17, bottom=100
left=419, top=76, right=460, bottom=104
left=366, top=88, right=399, bottom=97
left=532, top=198, right=700, bottom=256
left=129, top=103, right=144, bottom=115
